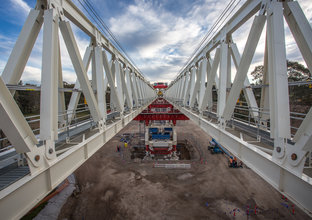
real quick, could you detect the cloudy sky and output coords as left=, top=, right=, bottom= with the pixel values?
left=0, top=0, right=311, bottom=85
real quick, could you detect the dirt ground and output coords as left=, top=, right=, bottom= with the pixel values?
left=58, top=120, right=311, bottom=220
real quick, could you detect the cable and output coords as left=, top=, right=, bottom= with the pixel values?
left=177, top=0, right=243, bottom=77
left=83, top=0, right=145, bottom=78
left=177, top=0, right=236, bottom=74
left=185, top=0, right=236, bottom=63
left=83, top=0, right=128, bottom=56
left=82, top=0, right=142, bottom=73
left=76, top=0, right=145, bottom=77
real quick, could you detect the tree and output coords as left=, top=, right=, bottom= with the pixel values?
left=250, top=61, right=311, bottom=112
left=250, top=60, right=311, bottom=84
left=287, top=61, right=311, bottom=82
left=250, top=65, right=264, bottom=84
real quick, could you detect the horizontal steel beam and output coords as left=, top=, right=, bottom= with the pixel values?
left=134, top=113, right=189, bottom=121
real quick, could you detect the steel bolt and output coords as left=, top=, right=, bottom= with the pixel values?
left=291, top=153, right=297, bottom=161
left=276, top=147, right=281, bottom=153
left=49, top=148, right=53, bottom=154
left=34, top=155, right=40, bottom=161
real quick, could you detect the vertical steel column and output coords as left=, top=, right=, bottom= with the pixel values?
left=139, top=78, right=145, bottom=104
left=40, top=9, right=59, bottom=158
left=94, top=46, right=107, bottom=121
left=57, top=41, right=66, bottom=127
left=131, top=73, right=139, bottom=107
left=260, top=38, right=270, bottom=128
left=226, top=44, right=232, bottom=98
left=200, top=48, right=220, bottom=112
left=198, top=57, right=207, bottom=110
left=218, top=41, right=228, bottom=119
left=188, top=67, right=196, bottom=107
left=91, top=47, right=97, bottom=92
left=267, top=2, right=291, bottom=159
left=115, top=61, right=124, bottom=111
left=183, top=71, right=190, bottom=106
left=102, top=53, right=122, bottom=112
left=190, top=62, right=202, bottom=108
left=134, top=75, right=142, bottom=106
left=123, top=67, right=134, bottom=109
left=178, top=76, right=185, bottom=102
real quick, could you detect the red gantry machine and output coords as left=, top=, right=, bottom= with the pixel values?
left=134, top=82, right=189, bottom=160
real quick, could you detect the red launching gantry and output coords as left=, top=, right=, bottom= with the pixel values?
left=134, top=97, right=189, bottom=159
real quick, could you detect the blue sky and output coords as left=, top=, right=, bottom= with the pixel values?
left=0, top=0, right=311, bottom=84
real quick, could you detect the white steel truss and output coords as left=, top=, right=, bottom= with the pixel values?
left=165, top=0, right=312, bottom=215
left=0, top=0, right=156, bottom=219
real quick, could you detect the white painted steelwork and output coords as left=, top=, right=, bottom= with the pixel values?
left=165, top=0, right=312, bottom=215
left=154, top=163, right=191, bottom=169
left=0, top=0, right=156, bottom=219
left=0, top=0, right=311, bottom=218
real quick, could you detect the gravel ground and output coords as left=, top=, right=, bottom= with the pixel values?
left=57, top=120, right=311, bottom=220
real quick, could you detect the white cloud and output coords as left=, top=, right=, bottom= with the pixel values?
left=0, top=34, right=16, bottom=52
left=107, top=0, right=245, bottom=82
left=106, top=0, right=312, bottom=83
left=0, top=20, right=91, bottom=85
left=10, top=0, right=30, bottom=17
left=2, top=0, right=312, bottom=85
left=21, top=65, right=41, bottom=84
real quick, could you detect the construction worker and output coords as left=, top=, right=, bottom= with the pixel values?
left=233, top=157, right=238, bottom=167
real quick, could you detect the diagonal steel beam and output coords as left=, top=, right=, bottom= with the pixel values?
left=60, top=20, right=101, bottom=123
left=222, top=15, right=265, bottom=122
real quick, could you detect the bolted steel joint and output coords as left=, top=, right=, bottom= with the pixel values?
left=291, top=153, right=297, bottom=161
left=34, top=155, right=40, bottom=162
left=276, top=147, right=281, bottom=153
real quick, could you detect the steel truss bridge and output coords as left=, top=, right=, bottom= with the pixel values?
left=0, top=0, right=311, bottom=218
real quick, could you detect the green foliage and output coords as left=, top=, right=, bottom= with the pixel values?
left=14, top=81, right=78, bottom=115
left=287, top=61, right=311, bottom=82
left=13, top=81, right=110, bottom=115
left=250, top=60, right=311, bottom=84
left=250, top=65, right=264, bottom=84
left=250, top=61, right=312, bottom=113
left=14, top=89, right=40, bottom=115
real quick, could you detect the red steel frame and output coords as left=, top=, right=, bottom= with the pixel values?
left=136, top=98, right=188, bottom=156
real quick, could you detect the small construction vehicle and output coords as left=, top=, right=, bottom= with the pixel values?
left=208, top=138, right=224, bottom=154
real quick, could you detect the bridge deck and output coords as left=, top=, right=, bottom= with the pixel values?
left=0, top=111, right=123, bottom=191
left=0, top=166, right=29, bottom=191
left=57, top=119, right=311, bottom=219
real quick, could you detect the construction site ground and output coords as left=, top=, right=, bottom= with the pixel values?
left=58, top=120, right=310, bottom=220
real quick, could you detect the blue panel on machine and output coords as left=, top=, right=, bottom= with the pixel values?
left=152, top=134, right=170, bottom=140
left=149, top=128, right=158, bottom=133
